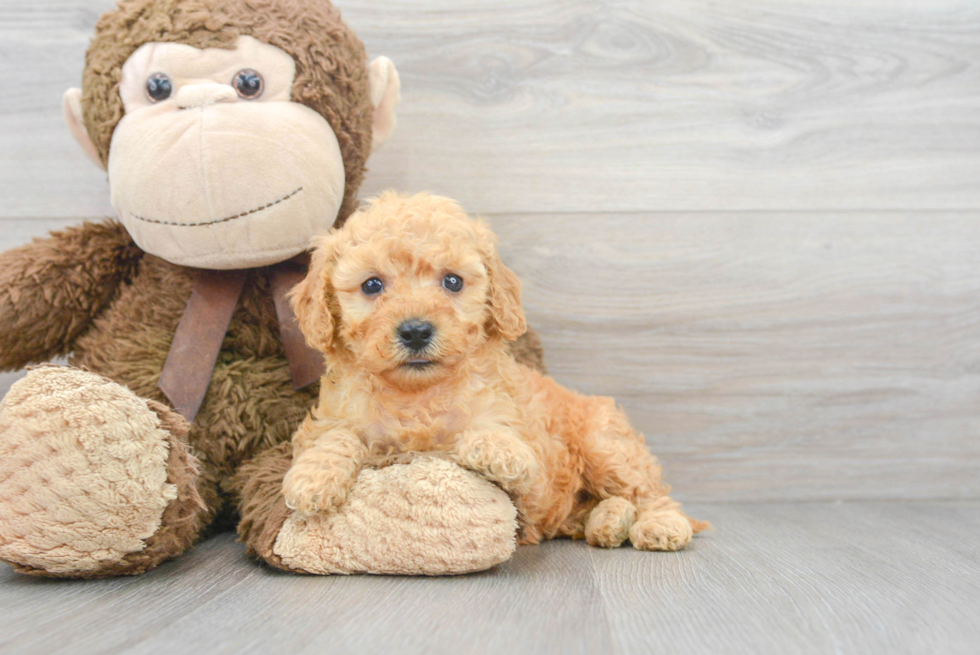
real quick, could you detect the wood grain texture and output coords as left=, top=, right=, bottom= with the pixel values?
left=0, top=0, right=115, bottom=218
left=2, top=213, right=979, bottom=502
left=495, top=211, right=980, bottom=502
left=0, top=372, right=25, bottom=404
left=0, top=535, right=613, bottom=654
left=1, top=0, right=979, bottom=217
left=591, top=502, right=980, bottom=655
left=0, top=502, right=977, bottom=654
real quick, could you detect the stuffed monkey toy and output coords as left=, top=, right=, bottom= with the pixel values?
left=0, top=0, right=545, bottom=577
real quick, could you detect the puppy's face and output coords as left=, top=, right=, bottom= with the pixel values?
left=291, top=193, right=526, bottom=390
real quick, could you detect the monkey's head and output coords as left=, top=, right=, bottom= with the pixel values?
left=63, top=0, right=400, bottom=270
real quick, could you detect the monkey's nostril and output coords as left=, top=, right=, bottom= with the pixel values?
left=397, top=320, right=435, bottom=352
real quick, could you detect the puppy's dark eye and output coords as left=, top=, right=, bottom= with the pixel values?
left=361, top=277, right=384, bottom=296
left=443, top=274, right=464, bottom=293
left=145, top=73, right=173, bottom=102
left=233, top=69, right=264, bottom=99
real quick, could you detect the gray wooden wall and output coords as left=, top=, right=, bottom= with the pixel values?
left=1, top=0, right=978, bottom=502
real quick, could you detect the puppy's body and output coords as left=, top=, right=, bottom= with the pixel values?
left=286, top=193, right=706, bottom=550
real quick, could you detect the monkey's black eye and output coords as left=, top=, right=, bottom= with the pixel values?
left=443, top=274, right=464, bottom=293
left=361, top=277, right=384, bottom=296
left=233, top=69, right=264, bottom=99
left=145, top=73, right=173, bottom=102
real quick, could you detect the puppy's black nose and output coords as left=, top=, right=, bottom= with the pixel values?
left=398, top=320, right=434, bottom=352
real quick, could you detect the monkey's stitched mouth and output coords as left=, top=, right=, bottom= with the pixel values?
left=130, top=187, right=303, bottom=227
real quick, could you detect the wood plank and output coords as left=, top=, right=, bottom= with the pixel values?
left=0, top=534, right=612, bottom=654
left=0, top=218, right=79, bottom=245
left=0, top=503, right=977, bottom=654
left=353, top=0, right=980, bottom=213
left=1, top=0, right=979, bottom=218
left=144, top=542, right=610, bottom=655
left=491, top=211, right=980, bottom=502
left=592, top=502, right=980, bottom=655
left=0, top=372, right=26, bottom=406
left=0, top=0, right=115, bottom=219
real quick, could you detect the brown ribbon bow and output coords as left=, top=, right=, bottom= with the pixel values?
left=158, top=258, right=325, bottom=422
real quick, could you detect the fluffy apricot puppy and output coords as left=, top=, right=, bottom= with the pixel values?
left=285, top=192, right=708, bottom=551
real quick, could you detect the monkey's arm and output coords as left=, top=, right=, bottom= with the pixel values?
left=0, top=220, right=143, bottom=371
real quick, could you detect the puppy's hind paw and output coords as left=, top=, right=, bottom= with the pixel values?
left=585, top=497, right=637, bottom=548
left=629, top=512, right=693, bottom=552
left=454, top=429, right=539, bottom=495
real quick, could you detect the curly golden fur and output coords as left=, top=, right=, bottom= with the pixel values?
left=286, top=192, right=708, bottom=550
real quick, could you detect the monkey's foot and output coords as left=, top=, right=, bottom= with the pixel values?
left=0, top=366, right=204, bottom=577
left=237, top=450, right=518, bottom=575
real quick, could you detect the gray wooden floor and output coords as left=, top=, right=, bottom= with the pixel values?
left=2, top=502, right=978, bottom=655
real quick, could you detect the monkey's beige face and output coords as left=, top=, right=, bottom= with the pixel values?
left=107, top=36, right=345, bottom=269
left=330, top=208, right=494, bottom=389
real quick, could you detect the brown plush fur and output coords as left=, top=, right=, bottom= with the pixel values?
left=72, top=251, right=317, bottom=525
left=0, top=221, right=143, bottom=371
left=286, top=193, right=708, bottom=549
left=83, top=0, right=373, bottom=221
left=231, top=442, right=301, bottom=572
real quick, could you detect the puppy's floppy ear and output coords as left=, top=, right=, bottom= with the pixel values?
left=290, top=233, right=339, bottom=353
left=478, top=222, right=527, bottom=341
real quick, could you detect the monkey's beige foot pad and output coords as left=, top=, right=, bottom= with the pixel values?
left=0, top=367, right=178, bottom=575
left=274, top=457, right=518, bottom=575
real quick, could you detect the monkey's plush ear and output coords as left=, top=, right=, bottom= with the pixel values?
left=479, top=226, right=527, bottom=342
left=289, top=235, right=338, bottom=353
left=368, top=57, right=401, bottom=152
left=62, top=88, right=104, bottom=169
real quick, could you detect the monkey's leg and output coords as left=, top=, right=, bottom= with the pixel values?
left=0, top=367, right=209, bottom=578
left=233, top=445, right=518, bottom=575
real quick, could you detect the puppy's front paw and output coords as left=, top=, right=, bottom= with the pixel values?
left=282, top=462, right=353, bottom=515
left=454, top=430, right=539, bottom=495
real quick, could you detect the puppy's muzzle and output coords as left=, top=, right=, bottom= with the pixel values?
left=397, top=319, right=435, bottom=353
